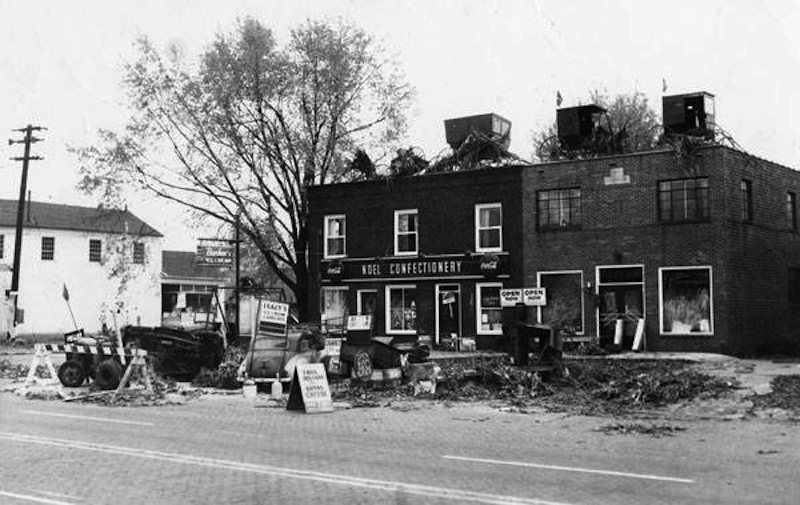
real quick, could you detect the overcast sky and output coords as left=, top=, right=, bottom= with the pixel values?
left=2, top=0, right=799, bottom=250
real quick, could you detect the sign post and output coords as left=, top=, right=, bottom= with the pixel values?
left=286, top=363, right=334, bottom=413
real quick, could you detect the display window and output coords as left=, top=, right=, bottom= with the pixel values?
left=386, top=285, right=417, bottom=334
left=659, top=267, right=713, bottom=334
left=537, top=271, right=584, bottom=334
left=476, top=282, right=502, bottom=334
left=321, top=287, right=349, bottom=333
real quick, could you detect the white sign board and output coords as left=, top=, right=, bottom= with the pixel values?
left=500, top=289, right=523, bottom=307
left=324, top=337, right=342, bottom=373
left=287, top=363, right=334, bottom=414
left=259, top=300, right=290, bottom=326
left=522, top=287, right=547, bottom=307
left=346, top=315, right=372, bottom=331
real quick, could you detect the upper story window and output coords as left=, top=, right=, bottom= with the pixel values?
left=41, top=237, right=55, bottom=261
left=133, top=242, right=145, bottom=264
left=658, top=177, right=709, bottom=223
left=394, top=209, right=418, bottom=256
left=787, top=192, right=797, bottom=231
left=0, top=235, right=4, bottom=259
left=89, top=239, right=102, bottom=263
left=475, top=203, right=502, bottom=252
left=538, top=188, right=581, bottom=229
left=323, top=215, right=346, bottom=258
left=740, top=179, right=753, bottom=222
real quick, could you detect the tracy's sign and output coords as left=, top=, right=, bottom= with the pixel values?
left=321, top=253, right=507, bottom=282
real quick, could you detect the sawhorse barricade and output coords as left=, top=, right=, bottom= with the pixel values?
left=26, top=343, right=152, bottom=399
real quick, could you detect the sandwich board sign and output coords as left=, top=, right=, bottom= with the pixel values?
left=286, top=363, right=334, bottom=414
left=522, top=287, right=547, bottom=307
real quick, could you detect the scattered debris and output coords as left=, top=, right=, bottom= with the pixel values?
left=192, top=345, right=247, bottom=390
left=752, top=375, right=800, bottom=417
left=596, top=422, right=687, bottom=437
left=757, top=449, right=780, bottom=455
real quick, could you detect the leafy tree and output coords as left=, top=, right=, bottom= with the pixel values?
left=72, top=18, right=414, bottom=320
left=533, top=90, right=660, bottom=161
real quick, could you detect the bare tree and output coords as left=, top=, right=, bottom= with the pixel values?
left=72, top=18, right=414, bottom=320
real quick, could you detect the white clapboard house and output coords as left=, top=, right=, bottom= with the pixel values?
left=0, top=199, right=163, bottom=338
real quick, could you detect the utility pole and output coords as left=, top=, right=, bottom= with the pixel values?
left=235, top=211, right=241, bottom=340
left=8, top=125, right=45, bottom=332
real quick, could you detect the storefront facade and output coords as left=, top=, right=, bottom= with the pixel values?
left=309, top=145, right=800, bottom=356
left=308, top=167, right=524, bottom=350
left=523, top=146, right=800, bottom=355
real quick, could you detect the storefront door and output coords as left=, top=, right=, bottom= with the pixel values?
left=436, top=284, right=461, bottom=345
left=597, top=266, right=644, bottom=349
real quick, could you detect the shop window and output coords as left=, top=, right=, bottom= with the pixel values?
left=324, top=215, right=346, bottom=258
left=89, top=239, right=102, bottom=263
left=659, top=267, right=713, bottom=334
left=787, top=192, right=797, bottom=231
left=740, top=179, right=753, bottom=222
left=537, top=188, right=581, bottom=230
left=41, top=237, right=54, bottom=261
left=357, top=289, right=377, bottom=317
left=789, top=268, right=800, bottom=306
left=386, top=285, right=416, bottom=334
left=394, top=209, right=418, bottom=256
left=475, top=203, right=502, bottom=252
left=476, top=283, right=502, bottom=334
left=537, top=271, right=584, bottom=334
left=658, top=177, right=709, bottom=223
left=321, top=287, right=349, bottom=333
left=133, top=242, right=145, bottom=264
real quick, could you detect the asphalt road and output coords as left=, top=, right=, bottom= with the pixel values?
left=0, top=391, right=798, bottom=504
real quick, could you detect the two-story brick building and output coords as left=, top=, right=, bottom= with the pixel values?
left=308, top=167, right=524, bottom=349
left=307, top=108, right=800, bottom=356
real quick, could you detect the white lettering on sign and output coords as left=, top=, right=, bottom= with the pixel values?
left=522, top=287, right=547, bottom=307
left=259, top=300, right=290, bottom=326
left=500, top=289, right=522, bottom=307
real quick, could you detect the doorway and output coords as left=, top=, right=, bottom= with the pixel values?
left=435, top=284, right=461, bottom=345
left=597, top=266, right=644, bottom=349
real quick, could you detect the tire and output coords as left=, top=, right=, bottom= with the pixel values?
left=94, top=359, right=123, bottom=390
left=352, top=351, right=373, bottom=381
left=58, top=360, right=86, bottom=387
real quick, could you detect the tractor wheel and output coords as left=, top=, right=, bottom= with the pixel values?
left=57, top=360, right=86, bottom=387
left=94, top=359, right=123, bottom=390
left=352, top=351, right=373, bottom=381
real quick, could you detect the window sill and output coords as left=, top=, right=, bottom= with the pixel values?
left=660, top=332, right=714, bottom=337
left=323, top=255, right=346, bottom=260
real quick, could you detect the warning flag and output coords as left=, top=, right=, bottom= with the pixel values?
left=62, top=283, right=70, bottom=302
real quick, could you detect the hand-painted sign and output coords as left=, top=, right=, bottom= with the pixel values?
left=260, top=300, right=290, bottom=326
left=286, top=363, right=334, bottom=413
left=522, top=287, right=547, bottom=306
left=500, top=288, right=522, bottom=307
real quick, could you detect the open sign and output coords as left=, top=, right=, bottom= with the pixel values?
left=499, top=289, right=522, bottom=307
left=523, top=287, right=546, bottom=306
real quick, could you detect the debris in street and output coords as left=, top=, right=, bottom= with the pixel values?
left=752, top=375, right=800, bottom=416
left=595, top=422, right=687, bottom=437
left=192, top=345, right=247, bottom=390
